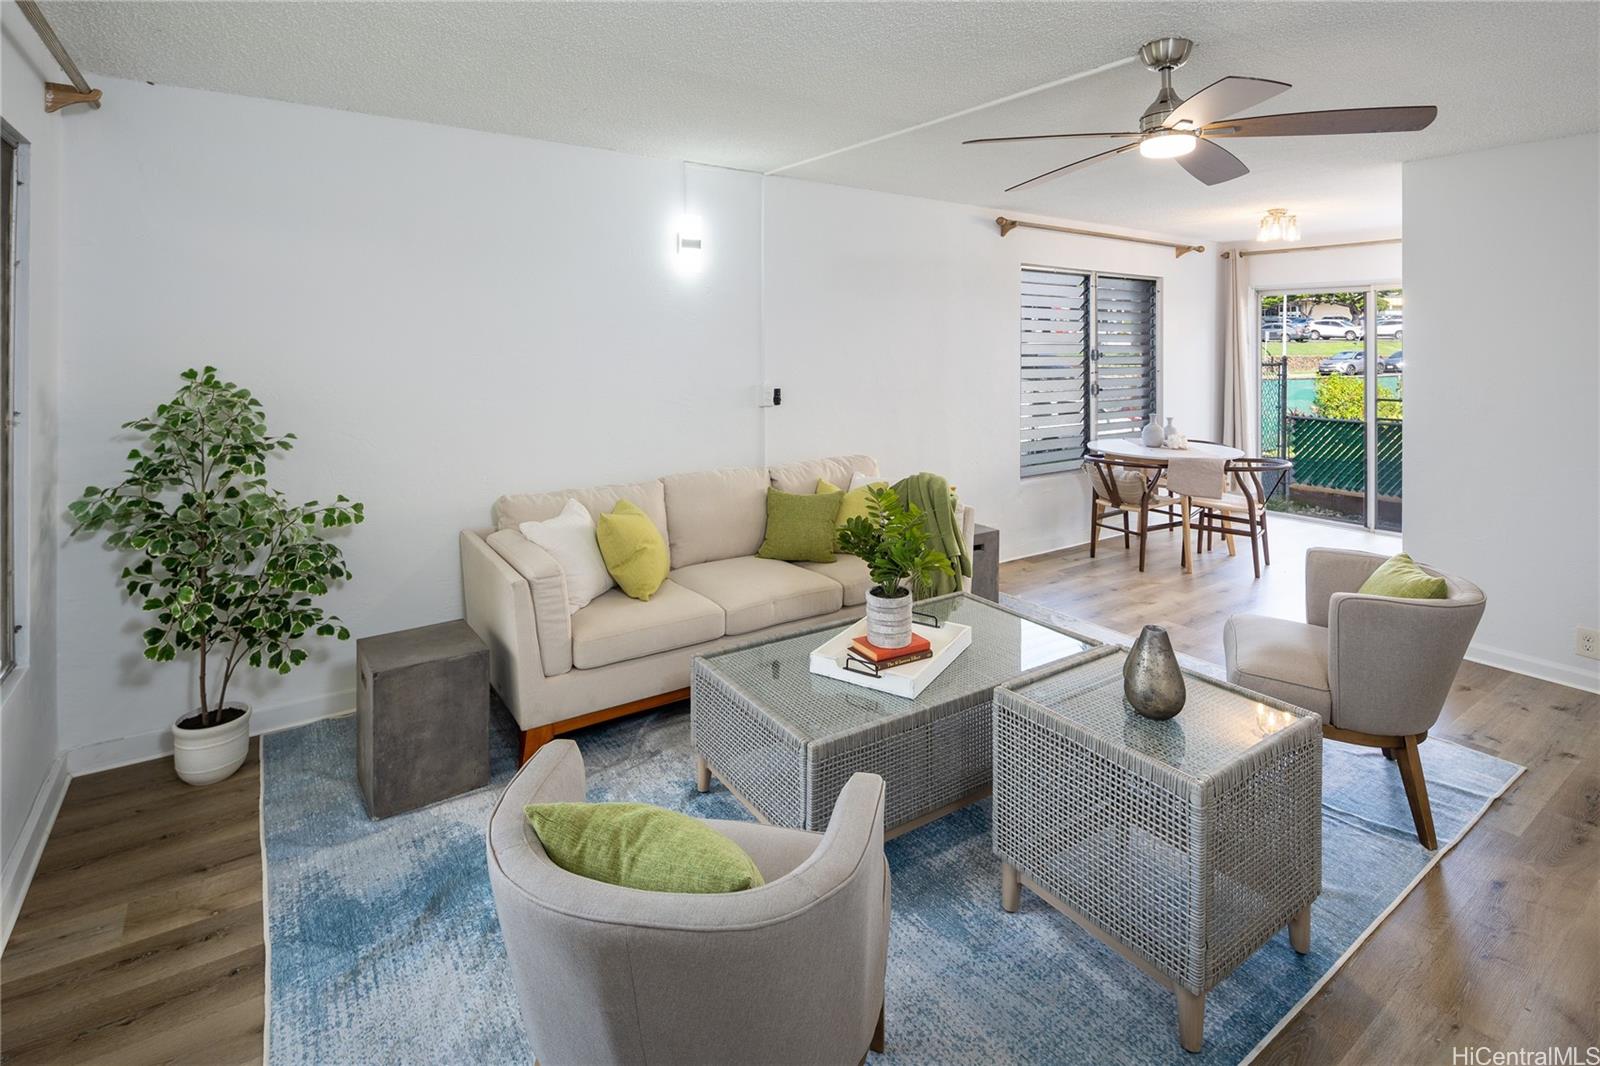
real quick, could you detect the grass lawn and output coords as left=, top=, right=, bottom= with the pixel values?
left=1261, top=339, right=1403, bottom=378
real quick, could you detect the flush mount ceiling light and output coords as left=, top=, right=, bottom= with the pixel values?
left=1257, top=208, right=1300, bottom=242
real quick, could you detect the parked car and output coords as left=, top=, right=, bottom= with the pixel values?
left=1306, top=317, right=1364, bottom=341
left=1376, top=320, right=1403, bottom=339
left=1318, top=350, right=1365, bottom=375
left=1381, top=349, right=1404, bottom=373
left=1261, top=320, right=1307, bottom=341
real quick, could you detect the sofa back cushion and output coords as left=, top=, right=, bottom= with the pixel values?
left=662, top=465, right=769, bottom=569
left=494, top=479, right=668, bottom=543
left=767, top=455, right=879, bottom=496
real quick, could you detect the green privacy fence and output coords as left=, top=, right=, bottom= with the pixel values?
left=1287, top=416, right=1404, bottom=498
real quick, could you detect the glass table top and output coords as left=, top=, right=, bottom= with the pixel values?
left=697, top=594, right=1097, bottom=743
left=1007, top=649, right=1316, bottom=779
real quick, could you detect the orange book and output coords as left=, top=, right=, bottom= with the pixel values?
left=850, top=632, right=931, bottom=661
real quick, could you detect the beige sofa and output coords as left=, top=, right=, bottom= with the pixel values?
left=461, top=455, right=976, bottom=761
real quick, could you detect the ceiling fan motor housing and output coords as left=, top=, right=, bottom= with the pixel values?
left=1139, top=37, right=1194, bottom=132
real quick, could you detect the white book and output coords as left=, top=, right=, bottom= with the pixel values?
left=808, top=619, right=973, bottom=699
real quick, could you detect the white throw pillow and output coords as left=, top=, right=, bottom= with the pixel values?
left=518, top=499, right=614, bottom=613
left=848, top=471, right=884, bottom=491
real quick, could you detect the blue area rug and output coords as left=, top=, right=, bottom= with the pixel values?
left=262, top=695, right=1521, bottom=1065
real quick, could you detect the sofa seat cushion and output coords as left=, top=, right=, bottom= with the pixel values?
left=796, top=555, right=871, bottom=607
left=1223, top=614, right=1332, bottom=721
left=570, top=581, right=725, bottom=670
left=671, top=557, right=844, bottom=636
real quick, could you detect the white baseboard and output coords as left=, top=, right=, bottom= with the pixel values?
left=2, top=754, right=70, bottom=950
left=1465, top=642, right=1600, bottom=695
left=65, top=688, right=358, bottom=776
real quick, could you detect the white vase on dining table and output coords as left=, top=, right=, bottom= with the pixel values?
left=1140, top=419, right=1165, bottom=447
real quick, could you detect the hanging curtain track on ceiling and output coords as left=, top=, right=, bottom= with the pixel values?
left=995, top=216, right=1204, bottom=258
left=1222, top=237, right=1400, bottom=259
left=16, top=0, right=102, bottom=112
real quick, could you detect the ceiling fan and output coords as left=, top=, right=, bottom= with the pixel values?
left=966, top=37, right=1438, bottom=193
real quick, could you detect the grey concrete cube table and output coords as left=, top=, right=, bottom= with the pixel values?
left=356, top=620, right=489, bottom=818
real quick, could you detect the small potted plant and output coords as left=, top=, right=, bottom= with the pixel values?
left=836, top=487, right=954, bottom=649
left=68, top=367, right=364, bottom=786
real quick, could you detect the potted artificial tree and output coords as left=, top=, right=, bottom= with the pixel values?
left=836, top=487, right=954, bottom=649
left=69, top=367, right=364, bottom=786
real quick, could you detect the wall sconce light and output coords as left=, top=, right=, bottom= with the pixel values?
left=675, top=214, right=704, bottom=273
left=1256, top=208, right=1300, bottom=243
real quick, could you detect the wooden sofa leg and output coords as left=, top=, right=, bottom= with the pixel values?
left=871, top=1002, right=886, bottom=1053
left=520, top=725, right=555, bottom=765
left=1394, top=734, right=1438, bottom=849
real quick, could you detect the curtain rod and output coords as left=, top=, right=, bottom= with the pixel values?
left=995, top=216, right=1204, bottom=258
left=1222, top=237, right=1400, bottom=259
left=16, top=0, right=102, bottom=112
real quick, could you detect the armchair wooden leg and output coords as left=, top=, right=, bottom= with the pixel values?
left=694, top=754, right=711, bottom=793
left=871, top=1003, right=886, bottom=1053
left=1137, top=503, right=1150, bottom=572
left=1000, top=861, right=1020, bottom=913
left=1288, top=904, right=1311, bottom=954
left=1394, top=734, right=1438, bottom=849
left=1090, top=499, right=1102, bottom=558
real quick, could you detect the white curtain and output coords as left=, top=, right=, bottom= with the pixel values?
left=1220, top=251, right=1259, bottom=455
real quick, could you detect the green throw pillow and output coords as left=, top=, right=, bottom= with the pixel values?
left=525, top=802, right=765, bottom=894
left=1358, top=552, right=1448, bottom=599
left=595, top=499, right=669, bottom=601
left=817, top=478, right=888, bottom=530
left=756, top=488, right=841, bottom=563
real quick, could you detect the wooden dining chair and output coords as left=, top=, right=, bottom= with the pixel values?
left=1085, top=454, right=1182, bottom=573
left=1188, top=457, right=1293, bottom=579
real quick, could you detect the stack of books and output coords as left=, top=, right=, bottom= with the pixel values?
left=846, top=632, right=933, bottom=672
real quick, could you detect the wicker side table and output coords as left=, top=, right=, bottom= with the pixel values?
left=992, top=647, right=1322, bottom=1053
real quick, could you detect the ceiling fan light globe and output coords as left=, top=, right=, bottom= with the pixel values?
left=1285, top=216, right=1301, bottom=241
left=1266, top=218, right=1283, bottom=240
left=1139, top=131, right=1197, bottom=159
left=1257, top=219, right=1273, bottom=242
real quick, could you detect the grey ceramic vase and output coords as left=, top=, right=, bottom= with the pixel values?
left=1124, top=625, right=1186, bottom=720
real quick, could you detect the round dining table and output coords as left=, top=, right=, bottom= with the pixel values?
left=1085, top=437, right=1244, bottom=572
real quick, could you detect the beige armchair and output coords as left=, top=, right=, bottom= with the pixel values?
left=1224, top=548, right=1486, bottom=848
left=486, top=740, right=890, bottom=1065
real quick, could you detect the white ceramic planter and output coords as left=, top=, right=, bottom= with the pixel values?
left=172, top=704, right=252, bottom=786
left=865, top=589, right=914, bottom=649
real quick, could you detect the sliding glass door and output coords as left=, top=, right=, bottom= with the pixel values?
left=1256, top=284, right=1402, bottom=531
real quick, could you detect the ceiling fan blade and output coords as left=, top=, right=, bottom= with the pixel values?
left=1166, top=76, right=1291, bottom=129
left=1203, top=105, right=1438, bottom=137
left=1005, top=143, right=1138, bottom=193
left=964, top=132, right=1140, bottom=145
left=1177, top=138, right=1250, bottom=186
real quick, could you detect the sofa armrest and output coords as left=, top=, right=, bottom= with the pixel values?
left=1305, top=548, right=1388, bottom=627
left=461, top=529, right=549, bottom=730
left=485, top=529, right=573, bottom=677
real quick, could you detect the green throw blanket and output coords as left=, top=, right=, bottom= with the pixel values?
left=893, top=472, right=972, bottom=597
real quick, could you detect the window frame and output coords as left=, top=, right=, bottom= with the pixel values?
left=1018, top=264, right=1163, bottom=478
left=2, top=120, right=25, bottom=684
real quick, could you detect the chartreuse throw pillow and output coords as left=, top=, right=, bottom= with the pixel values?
left=1357, top=552, right=1448, bottom=599
left=817, top=477, right=888, bottom=529
left=525, top=802, right=765, bottom=893
left=756, top=488, right=842, bottom=563
left=595, top=499, right=669, bottom=601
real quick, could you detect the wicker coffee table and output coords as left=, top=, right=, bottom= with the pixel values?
left=993, top=647, right=1322, bottom=1053
left=690, top=593, right=1098, bottom=837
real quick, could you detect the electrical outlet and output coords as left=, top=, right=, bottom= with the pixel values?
left=1578, top=627, right=1600, bottom=661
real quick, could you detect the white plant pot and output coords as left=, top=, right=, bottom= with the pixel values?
left=865, top=589, right=914, bottom=649
left=172, top=703, right=252, bottom=786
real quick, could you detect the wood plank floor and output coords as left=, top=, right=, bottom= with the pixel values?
left=1, top=741, right=265, bottom=1065
left=2, top=515, right=1593, bottom=1064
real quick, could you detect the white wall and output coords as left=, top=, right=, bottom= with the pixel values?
left=1403, top=133, right=1599, bottom=692
left=1233, top=237, right=1402, bottom=293
left=55, top=77, right=765, bottom=758
left=761, top=178, right=1222, bottom=561
left=1, top=9, right=68, bottom=937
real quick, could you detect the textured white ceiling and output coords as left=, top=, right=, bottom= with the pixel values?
left=35, top=1, right=1600, bottom=241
